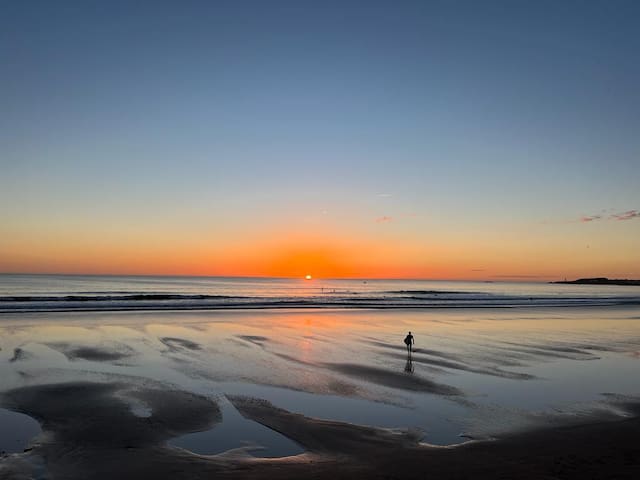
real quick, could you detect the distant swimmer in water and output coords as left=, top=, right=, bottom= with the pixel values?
left=404, top=331, right=414, bottom=354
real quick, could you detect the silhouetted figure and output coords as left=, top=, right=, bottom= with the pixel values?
left=404, top=331, right=414, bottom=355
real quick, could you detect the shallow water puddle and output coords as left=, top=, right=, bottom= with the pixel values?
left=0, top=408, right=41, bottom=453
left=170, top=397, right=304, bottom=457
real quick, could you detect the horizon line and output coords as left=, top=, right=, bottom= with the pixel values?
left=0, top=271, right=567, bottom=283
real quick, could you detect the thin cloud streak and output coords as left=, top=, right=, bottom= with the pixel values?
left=611, top=210, right=639, bottom=221
left=579, top=210, right=638, bottom=223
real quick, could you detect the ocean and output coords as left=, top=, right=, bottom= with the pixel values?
left=1, top=274, right=639, bottom=312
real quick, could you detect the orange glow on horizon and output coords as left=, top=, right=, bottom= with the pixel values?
left=1, top=222, right=638, bottom=281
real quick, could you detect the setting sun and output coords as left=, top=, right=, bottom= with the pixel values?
left=305, top=274, right=312, bottom=280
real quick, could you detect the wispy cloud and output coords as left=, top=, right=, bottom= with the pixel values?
left=611, top=210, right=640, bottom=221
left=375, top=216, right=393, bottom=223
left=578, top=209, right=639, bottom=223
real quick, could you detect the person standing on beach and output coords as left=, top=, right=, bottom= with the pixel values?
left=404, top=331, right=414, bottom=354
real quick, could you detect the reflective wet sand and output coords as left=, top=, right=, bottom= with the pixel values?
left=1, top=307, right=639, bottom=477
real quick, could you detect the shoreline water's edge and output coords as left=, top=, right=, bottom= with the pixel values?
left=2, top=300, right=640, bottom=314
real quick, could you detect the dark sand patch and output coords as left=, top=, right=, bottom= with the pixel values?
left=323, top=363, right=462, bottom=395
left=229, top=396, right=422, bottom=455
left=599, top=394, right=640, bottom=415
left=45, top=342, right=136, bottom=362
left=68, top=347, right=131, bottom=362
left=382, top=351, right=535, bottom=380
left=2, top=382, right=220, bottom=448
left=469, top=352, right=528, bottom=368
left=237, top=335, right=270, bottom=347
left=271, top=353, right=459, bottom=395
left=0, top=453, right=46, bottom=480
left=570, top=343, right=621, bottom=352
left=9, top=347, right=32, bottom=363
left=496, top=341, right=600, bottom=360
left=226, top=337, right=252, bottom=348
left=160, top=337, right=202, bottom=352
left=272, top=352, right=312, bottom=365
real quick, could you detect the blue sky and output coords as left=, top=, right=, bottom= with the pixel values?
left=1, top=1, right=639, bottom=278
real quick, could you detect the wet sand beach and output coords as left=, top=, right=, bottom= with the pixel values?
left=1, top=380, right=640, bottom=479
left=1, top=307, right=640, bottom=478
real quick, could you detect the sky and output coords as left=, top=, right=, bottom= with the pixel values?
left=1, top=0, right=639, bottom=280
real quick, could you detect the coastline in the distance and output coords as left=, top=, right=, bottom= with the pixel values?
left=552, top=277, right=640, bottom=286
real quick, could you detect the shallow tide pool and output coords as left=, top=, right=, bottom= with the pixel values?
left=0, top=408, right=41, bottom=453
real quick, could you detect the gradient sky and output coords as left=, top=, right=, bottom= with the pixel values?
left=1, top=0, right=639, bottom=280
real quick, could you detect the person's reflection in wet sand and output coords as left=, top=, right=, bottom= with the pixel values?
left=404, top=350, right=414, bottom=373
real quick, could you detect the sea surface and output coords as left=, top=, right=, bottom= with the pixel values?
left=1, top=274, right=639, bottom=312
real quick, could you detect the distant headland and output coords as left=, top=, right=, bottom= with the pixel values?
left=552, top=277, right=640, bottom=286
